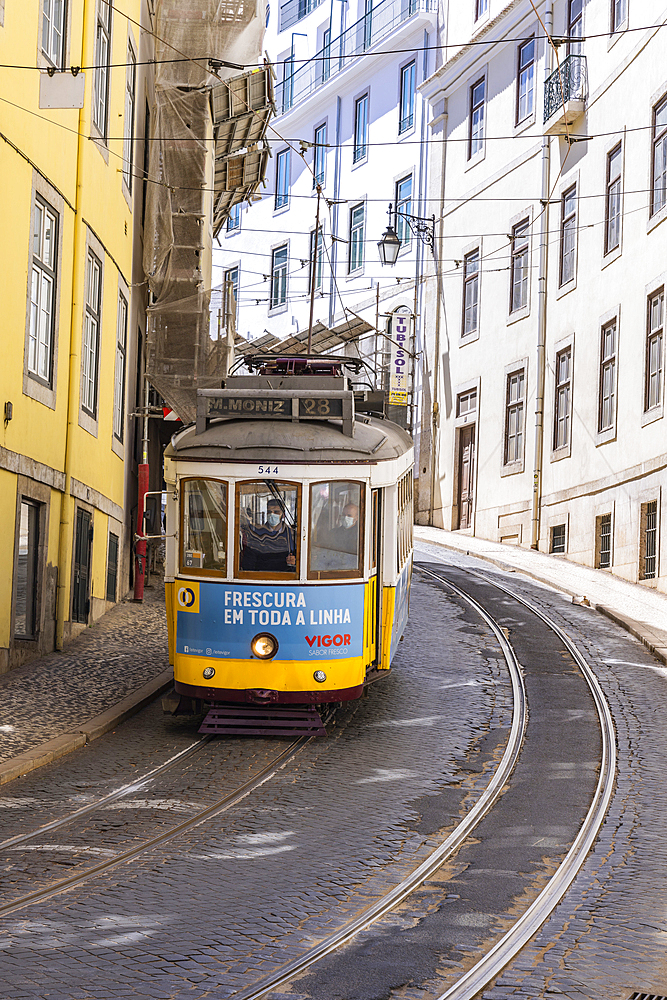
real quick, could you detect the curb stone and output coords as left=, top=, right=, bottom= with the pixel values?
left=415, top=534, right=667, bottom=669
left=0, top=667, right=174, bottom=786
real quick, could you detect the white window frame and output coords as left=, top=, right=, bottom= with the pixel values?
left=113, top=290, right=127, bottom=442
left=596, top=308, right=620, bottom=445
left=122, top=39, right=136, bottom=193
left=27, top=196, right=58, bottom=388
left=92, top=0, right=111, bottom=137
left=559, top=184, right=577, bottom=287
left=468, top=76, right=485, bottom=160
left=644, top=286, right=664, bottom=418
left=353, top=92, right=369, bottom=165
left=275, top=148, right=290, bottom=211
left=82, top=250, right=102, bottom=418
left=42, top=0, right=67, bottom=66
left=313, top=122, right=327, bottom=187
left=552, top=339, right=573, bottom=459
left=509, top=217, right=530, bottom=315
left=462, top=247, right=480, bottom=339
left=269, top=243, right=288, bottom=312
left=348, top=203, right=364, bottom=274
left=605, top=142, right=622, bottom=255
left=502, top=360, right=528, bottom=475
left=399, top=59, right=416, bottom=135
left=516, top=37, right=535, bottom=125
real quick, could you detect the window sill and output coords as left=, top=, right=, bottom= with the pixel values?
left=601, top=243, right=622, bottom=270
left=111, top=434, right=124, bottom=460
left=268, top=303, right=288, bottom=316
left=641, top=404, right=664, bottom=427
left=465, top=148, right=485, bottom=172
left=273, top=202, right=290, bottom=216
left=90, top=123, right=109, bottom=163
left=500, top=460, right=525, bottom=477
left=459, top=329, right=480, bottom=346
left=398, top=122, right=416, bottom=142
left=23, top=372, right=56, bottom=410
left=607, top=22, right=628, bottom=50
left=556, top=276, right=577, bottom=300
left=514, top=112, right=536, bottom=136
left=550, top=443, right=571, bottom=462
left=595, top=425, right=617, bottom=446
left=79, top=407, right=99, bottom=438
left=507, top=305, right=530, bottom=326
left=647, top=203, right=667, bottom=235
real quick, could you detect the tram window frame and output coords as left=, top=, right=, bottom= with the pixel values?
left=307, top=480, right=365, bottom=581
left=179, top=477, right=228, bottom=578
left=235, top=480, right=301, bottom=581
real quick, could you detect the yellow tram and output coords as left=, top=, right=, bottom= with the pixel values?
left=162, top=356, right=414, bottom=725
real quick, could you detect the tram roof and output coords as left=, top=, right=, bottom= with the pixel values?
left=165, top=414, right=413, bottom=465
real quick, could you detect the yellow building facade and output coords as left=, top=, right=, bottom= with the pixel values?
left=0, top=0, right=153, bottom=669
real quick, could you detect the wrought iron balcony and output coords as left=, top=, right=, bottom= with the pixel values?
left=543, top=54, right=587, bottom=133
left=276, top=0, right=436, bottom=113
left=279, top=0, right=325, bottom=32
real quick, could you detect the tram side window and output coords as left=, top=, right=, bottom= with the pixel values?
left=397, top=471, right=413, bottom=573
left=309, top=481, right=364, bottom=580
left=181, top=479, right=227, bottom=575
left=237, top=481, right=299, bottom=577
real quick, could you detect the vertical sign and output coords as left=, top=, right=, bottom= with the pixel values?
left=389, top=310, right=411, bottom=405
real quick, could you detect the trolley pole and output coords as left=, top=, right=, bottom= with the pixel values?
left=307, top=185, right=322, bottom=355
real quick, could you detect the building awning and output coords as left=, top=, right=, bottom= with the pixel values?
left=234, top=314, right=374, bottom=359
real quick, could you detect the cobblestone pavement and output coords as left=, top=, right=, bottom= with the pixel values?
left=0, top=584, right=169, bottom=764
left=0, top=576, right=512, bottom=999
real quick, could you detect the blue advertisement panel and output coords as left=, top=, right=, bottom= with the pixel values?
left=176, top=581, right=365, bottom=661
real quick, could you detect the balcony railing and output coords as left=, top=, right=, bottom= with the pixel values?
left=543, top=53, right=587, bottom=124
left=277, top=0, right=436, bottom=112
left=279, top=0, right=325, bottom=32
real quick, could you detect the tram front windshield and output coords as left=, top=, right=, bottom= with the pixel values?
left=237, top=481, right=299, bottom=576
left=309, top=481, right=363, bottom=579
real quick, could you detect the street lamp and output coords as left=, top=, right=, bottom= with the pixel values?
left=377, top=202, right=436, bottom=265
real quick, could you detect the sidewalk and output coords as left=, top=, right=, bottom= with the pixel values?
left=0, top=583, right=172, bottom=785
left=415, top=526, right=667, bottom=667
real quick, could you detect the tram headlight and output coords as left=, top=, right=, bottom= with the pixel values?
left=251, top=633, right=279, bottom=659
left=203, top=667, right=215, bottom=679
left=313, top=670, right=326, bottom=683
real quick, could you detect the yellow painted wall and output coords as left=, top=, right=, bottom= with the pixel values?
left=0, top=0, right=145, bottom=665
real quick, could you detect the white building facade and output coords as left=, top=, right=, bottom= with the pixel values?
left=419, top=0, right=667, bottom=591
left=216, top=0, right=440, bottom=433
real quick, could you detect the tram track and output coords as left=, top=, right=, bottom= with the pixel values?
left=230, top=563, right=616, bottom=1000
left=0, top=735, right=311, bottom=918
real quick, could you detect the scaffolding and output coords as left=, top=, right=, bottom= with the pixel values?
left=143, top=0, right=273, bottom=422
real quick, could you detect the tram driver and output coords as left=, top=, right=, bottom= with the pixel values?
left=311, top=501, right=360, bottom=572
left=240, top=498, right=296, bottom=573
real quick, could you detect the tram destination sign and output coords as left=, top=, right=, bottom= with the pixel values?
left=197, top=388, right=355, bottom=436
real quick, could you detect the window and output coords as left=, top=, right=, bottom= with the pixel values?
left=224, top=266, right=239, bottom=320
left=560, top=185, right=577, bottom=285
left=113, top=292, right=127, bottom=441
left=181, top=479, right=228, bottom=576
left=611, top=0, right=626, bottom=31
left=504, top=369, right=525, bottom=465
left=15, top=500, right=40, bottom=638
left=510, top=219, right=530, bottom=312
left=462, top=249, right=479, bottom=336
left=275, top=149, right=290, bottom=209
left=82, top=250, right=102, bottom=417
left=42, top=0, right=66, bottom=66
left=652, top=97, right=667, bottom=216
left=106, top=533, right=118, bottom=602
left=469, top=77, right=485, bottom=158
left=553, top=347, right=572, bottom=450
left=596, top=513, right=612, bottom=568
left=270, top=245, right=288, bottom=308
left=265, top=2, right=270, bottom=26
left=281, top=55, right=293, bottom=113
left=640, top=500, right=658, bottom=580
left=550, top=524, right=566, bottom=554
left=567, top=0, right=583, bottom=55
left=399, top=61, right=416, bottom=134
left=321, top=28, right=331, bottom=84
left=457, top=389, right=477, bottom=416
left=516, top=38, right=535, bottom=123
left=349, top=204, right=364, bottom=273
left=28, top=197, right=58, bottom=385
left=313, top=123, right=326, bottom=187
left=310, top=225, right=324, bottom=291
left=395, top=175, right=412, bottom=247
left=308, top=481, right=363, bottom=579
left=237, top=481, right=299, bottom=579
left=93, top=0, right=111, bottom=135
left=605, top=144, right=622, bottom=252
left=354, top=94, right=369, bottom=163
left=227, top=202, right=241, bottom=231
left=598, top=321, right=617, bottom=432
left=123, top=42, right=136, bottom=191
left=396, top=470, right=413, bottom=572
left=646, top=289, right=663, bottom=411
left=475, top=0, right=488, bottom=19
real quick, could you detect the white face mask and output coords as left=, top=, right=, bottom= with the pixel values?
left=343, top=516, right=355, bottom=529
left=267, top=512, right=281, bottom=527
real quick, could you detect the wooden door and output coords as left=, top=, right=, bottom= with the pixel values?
left=458, top=425, right=475, bottom=529
left=72, top=509, right=92, bottom=623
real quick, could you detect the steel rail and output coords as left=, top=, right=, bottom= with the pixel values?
left=0, top=737, right=211, bottom=850
left=232, top=568, right=528, bottom=1000
left=426, top=566, right=617, bottom=1000
left=0, top=736, right=310, bottom=919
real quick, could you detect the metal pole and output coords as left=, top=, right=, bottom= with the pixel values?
left=307, top=185, right=322, bottom=354
left=531, top=0, right=554, bottom=549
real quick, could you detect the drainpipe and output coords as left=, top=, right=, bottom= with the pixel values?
left=531, top=0, right=553, bottom=549
left=55, top=7, right=88, bottom=650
